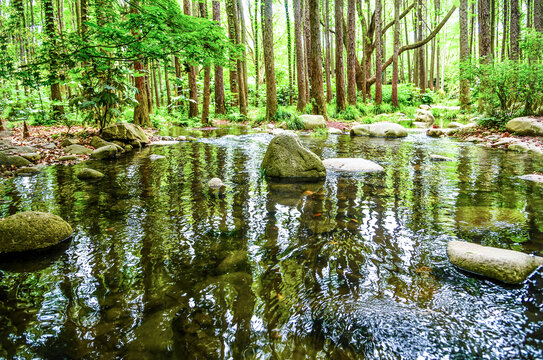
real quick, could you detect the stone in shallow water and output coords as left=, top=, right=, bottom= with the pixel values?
left=299, top=114, right=326, bottom=130
left=76, top=168, right=104, bottom=180
left=207, top=178, right=224, bottom=188
left=429, top=154, right=454, bottom=162
left=91, top=145, right=118, bottom=160
left=447, top=240, right=543, bottom=284
left=16, top=167, right=40, bottom=176
left=323, top=158, right=384, bottom=173
left=0, top=152, right=31, bottom=168
left=0, top=212, right=73, bottom=253
left=58, top=155, right=77, bottom=161
left=519, top=174, right=543, bottom=183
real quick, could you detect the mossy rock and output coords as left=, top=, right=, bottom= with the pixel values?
left=102, top=123, right=149, bottom=144
left=76, top=168, right=104, bottom=180
left=0, top=152, right=31, bottom=168
left=0, top=212, right=73, bottom=253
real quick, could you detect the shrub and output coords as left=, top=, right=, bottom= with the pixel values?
left=336, top=105, right=360, bottom=121
left=274, top=106, right=303, bottom=129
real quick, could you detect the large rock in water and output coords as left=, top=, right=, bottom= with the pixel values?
left=299, top=115, right=326, bottom=130
left=506, top=117, right=543, bottom=136
left=91, top=145, right=118, bottom=160
left=0, top=212, right=73, bottom=253
left=414, top=109, right=435, bottom=126
left=447, top=240, right=543, bottom=284
left=102, top=123, right=150, bottom=145
left=323, top=158, right=384, bottom=173
left=351, top=122, right=407, bottom=138
left=261, top=134, right=326, bottom=179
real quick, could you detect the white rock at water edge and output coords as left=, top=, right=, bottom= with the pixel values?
left=323, top=158, right=384, bottom=173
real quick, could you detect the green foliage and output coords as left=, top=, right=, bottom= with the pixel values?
left=375, top=103, right=394, bottom=114
left=226, top=112, right=248, bottom=123
left=274, top=107, right=302, bottom=129
left=277, top=84, right=295, bottom=106
left=311, top=127, right=328, bottom=137
left=336, top=105, right=361, bottom=121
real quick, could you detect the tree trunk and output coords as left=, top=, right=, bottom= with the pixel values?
left=165, top=60, right=172, bottom=112
left=459, top=0, right=470, bottom=110
left=417, top=0, right=426, bottom=92
left=152, top=62, right=160, bottom=108
left=324, top=0, right=332, bottom=103
left=391, top=0, right=400, bottom=107
left=510, top=0, right=520, bottom=59
left=375, top=0, right=383, bottom=104
left=501, top=0, right=509, bottom=60
left=174, top=56, right=183, bottom=102
left=308, top=0, right=328, bottom=118
left=346, top=0, right=357, bottom=105
left=134, top=60, right=150, bottom=127
left=213, top=1, right=226, bottom=114
left=234, top=0, right=247, bottom=115
left=435, top=0, right=440, bottom=90
left=227, top=0, right=239, bottom=107
left=535, top=0, right=543, bottom=31
left=200, top=0, right=211, bottom=124
left=43, top=0, right=63, bottom=118
left=263, top=0, right=277, bottom=120
left=293, top=0, right=307, bottom=111
left=286, top=0, right=294, bottom=105
left=335, top=0, right=346, bottom=111
left=184, top=0, right=199, bottom=118
left=469, top=1, right=475, bottom=57
left=303, top=0, right=311, bottom=103
left=254, top=0, right=260, bottom=107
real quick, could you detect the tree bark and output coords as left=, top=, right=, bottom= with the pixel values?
left=324, top=0, right=332, bottom=103
left=165, top=60, right=172, bottom=112
left=417, top=0, right=426, bottom=92
left=293, top=0, right=307, bottom=111
left=308, top=0, right=328, bottom=118
left=346, top=0, right=357, bottom=105
left=184, top=0, right=199, bottom=118
left=510, top=0, right=520, bottom=60
left=501, top=0, right=509, bottom=60
left=226, top=0, right=239, bottom=107
left=263, top=0, right=277, bottom=120
left=254, top=0, right=260, bottom=107
left=213, top=1, right=226, bottom=114
left=535, top=0, right=542, bottom=31
left=303, top=0, right=311, bottom=103
left=234, top=0, right=248, bottom=115
left=459, top=0, right=470, bottom=110
left=375, top=0, right=383, bottom=104
left=391, top=0, right=400, bottom=107
left=43, top=0, right=63, bottom=118
left=200, top=0, right=211, bottom=124
left=335, top=0, right=346, bottom=111
left=286, top=0, right=294, bottom=105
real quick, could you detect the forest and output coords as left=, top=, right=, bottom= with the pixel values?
left=0, top=0, right=541, bottom=132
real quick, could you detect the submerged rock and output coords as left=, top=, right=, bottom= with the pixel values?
left=506, top=117, right=543, bottom=136
left=323, top=158, right=384, bottom=173
left=519, top=174, right=543, bottom=183
left=102, top=123, right=150, bottom=145
left=58, top=155, right=78, bottom=162
left=0, top=212, right=73, bottom=253
left=447, top=240, right=543, bottom=284
left=76, top=168, right=104, bottom=180
left=207, top=178, right=224, bottom=189
left=261, top=134, right=326, bottom=179
left=429, top=154, right=454, bottom=162
left=299, top=115, right=327, bottom=130
left=427, top=128, right=445, bottom=137
left=91, top=145, right=118, bottom=160
left=507, top=143, right=532, bottom=153
left=217, top=250, right=248, bottom=274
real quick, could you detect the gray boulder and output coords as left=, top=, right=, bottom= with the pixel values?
left=506, top=117, right=543, bottom=136
left=328, top=128, right=343, bottom=134
left=447, top=240, right=543, bottom=284
left=519, top=174, right=543, bottom=183
left=0, top=152, right=31, bottom=168
left=508, top=143, right=532, bottom=153
left=261, top=134, right=326, bottom=179
left=414, top=109, right=435, bottom=126
left=102, top=123, right=150, bottom=145
left=58, top=155, right=77, bottom=161
left=369, top=122, right=408, bottom=138
left=323, top=158, right=384, bottom=173
left=16, top=167, right=40, bottom=176
left=91, top=145, right=118, bottom=160
left=21, top=153, right=41, bottom=162
left=64, top=144, right=92, bottom=155
left=430, top=154, right=454, bottom=161
left=0, top=212, right=73, bottom=253
left=91, top=136, right=124, bottom=152
left=61, top=138, right=80, bottom=147
left=299, top=115, right=326, bottom=130
left=427, top=128, right=445, bottom=137
left=448, top=122, right=464, bottom=129
left=76, top=168, right=104, bottom=180
left=207, top=178, right=224, bottom=188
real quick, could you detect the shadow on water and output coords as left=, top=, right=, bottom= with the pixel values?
left=0, top=129, right=542, bottom=359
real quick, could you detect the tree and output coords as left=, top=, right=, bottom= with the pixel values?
left=184, top=0, right=199, bottom=118
left=285, top=0, right=293, bottom=105
left=293, top=0, right=307, bottom=111
left=335, top=0, right=346, bottom=112
left=391, top=0, right=400, bottom=108
left=459, top=0, right=470, bottom=110
left=510, top=0, right=520, bottom=59
left=43, top=0, right=64, bottom=119
left=308, top=0, right=328, bottom=118
left=536, top=0, right=543, bottom=31
left=375, top=0, right=383, bottom=105
left=132, top=0, right=151, bottom=127
left=200, top=0, right=211, bottom=125
left=262, top=0, right=277, bottom=120
left=346, top=0, right=357, bottom=105
left=213, top=1, right=226, bottom=114
left=323, top=0, right=332, bottom=103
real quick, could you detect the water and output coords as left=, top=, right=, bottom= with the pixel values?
left=0, top=129, right=542, bottom=359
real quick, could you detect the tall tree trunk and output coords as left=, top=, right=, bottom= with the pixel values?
left=501, top=0, right=509, bottom=60
left=263, top=0, right=277, bottom=120
left=324, top=0, right=332, bottom=103
left=490, top=0, right=495, bottom=57
left=254, top=0, right=260, bottom=107
left=469, top=1, right=475, bottom=57
left=165, top=60, right=172, bottom=112
left=346, top=0, right=357, bottom=105
left=375, top=0, right=383, bottom=104
left=510, top=0, right=520, bottom=59
left=435, top=0, right=440, bottom=90
left=43, top=0, right=64, bottom=118
left=213, top=1, right=226, bottom=114
left=308, top=0, right=328, bottom=118
left=134, top=60, right=150, bottom=127
left=200, top=0, right=211, bottom=124
left=174, top=56, right=183, bottom=104
left=184, top=0, right=199, bottom=118
left=535, top=0, right=542, bottom=31
left=152, top=62, right=160, bottom=108
left=459, top=0, right=470, bottom=110
left=335, top=0, right=346, bottom=111
left=391, top=0, right=400, bottom=107
left=303, top=0, right=311, bottom=103
left=227, top=0, right=239, bottom=107
left=417, top=0, right=426, bottom=92
left=285, top=0, right=294, bottom=105
left=294, top=0, right=307, bottom=111
left=234, top=0, right=248, bottom=115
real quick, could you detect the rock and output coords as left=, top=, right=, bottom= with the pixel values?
left=261, top=134, right=326, bottom=179
left=90, top=145, right=118, bottom=160
left=0, top=212, right=73, bottom=253
left=413, top=121, right=430, bottom=129
left=76, top=168, right=104, bottom=180
left=187, top=136, right=198, bottom=142
left=271, top=128, right=286, bottom=136
left=367, top=122, right=408, bottom=138
left=58, top=155, right=78, bottom=161
left=306, top=218, right=337, bottom=234
left=207, top=178, right=224, bottom=188
left=266, top=123, right=276, bottom=130
left=61, top=138, right=79, bottom=147
left=323, top=158, right=384, bottom=173
left=102, top=123, right=150, bottom=145
left=299, top=115, right=326, bottom=130
left=427, top=128, right=445, bottom=137
left=350, top=124, right=370, bottom=136
left=505, top=117, right=543, bottom=136
left=21, top=153, right=41, bottom=162
left=419, top=104, right=431, bottom=110
left=176, top=136, right=187, bottom=141
left=16, top=167, right=40, bottom=176
left=149, top=154, right=165, bottom=161
left=64, top=144, right=92, bottom=155
left=519, top=174, right=543, bottom=183
left=465, top=136, right=482, bottom=142
left=44, top=143, right=57, bottom=149
left=508, top=143, right=532, bottom=153
left=91, top=136, right=124, bottom=152
left=430, top=154, right=454, bottom=161
left=328, top=128, right=343, bottom=134
left=124, top=144, right=133, bottom=152
left=12, top=146, right=37, bottom=154
left=447, top=240, right=543, bottom=284
left=448, top=122, right=464, bottom=129
left=415, top=109, right=435, bottom=126
left=0, top=152, right=31, bottom=168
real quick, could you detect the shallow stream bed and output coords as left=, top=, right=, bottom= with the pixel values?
left=0, top=129, right=542, bottom=359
